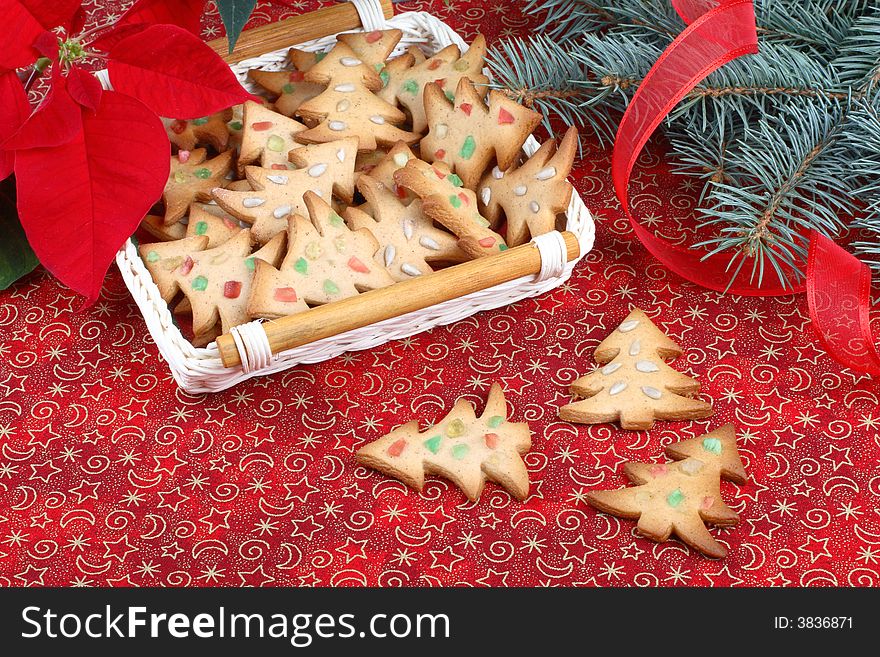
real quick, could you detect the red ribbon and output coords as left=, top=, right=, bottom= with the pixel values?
left=613, top=0, right=880, bottom=373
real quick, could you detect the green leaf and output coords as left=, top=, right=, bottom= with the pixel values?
left=0, top=178, right=39, bottom=290
left=215, top=0, right=259, bottom=54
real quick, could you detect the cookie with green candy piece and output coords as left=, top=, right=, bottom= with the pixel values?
left=238, top=101, right=308, bottom=174
left=357, top=382, right=532, bottom=501
left=295, top=39, right=419, bottom=152
left=247, top=53, right=325, bottom=119
left=163, top=109, right=233, bottom=152
left=344, top=174, right=465, bottom=281
left=141, top=214, right=186, bottom=242
left=248, top=191, right=395, bottom=318
left=184, top=203, right=242, bottom=248
left=138, top=229, right=285, bottom=336
left=393, top=159, right=506, bottom=258
left=212, top=137, right=358, bottom=245
left=558, top=307, right=713, bottom=430
left=421, top=77, right=543, bottom=189
left=385, top=34, right=490, bottom=134
left=361, top=141, right=418, bottom=204
left=163, top=149, right=234, bottom=226
left=479, top=125, right=578, bottom=246
left=586, top=424, right=748, bottom=559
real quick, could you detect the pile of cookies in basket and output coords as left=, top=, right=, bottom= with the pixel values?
left=137, top=29, right=578, bottom=346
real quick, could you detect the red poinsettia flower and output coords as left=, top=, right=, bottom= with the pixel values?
left=0, top=0, right=259, bottom=305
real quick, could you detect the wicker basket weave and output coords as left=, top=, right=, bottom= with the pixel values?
left=115, top=2, right=595, bottom=393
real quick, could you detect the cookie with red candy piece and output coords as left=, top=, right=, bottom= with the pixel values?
left=421, top=77, right=542, bottom=189
left=138, top=229, right=285, bottom=336
left=184, top=203, right=242, bottom=247
left=344, top=174, right=465, bottom=281
left=163, top=110, right=232, bottom=152
left=163, top=149, right=233, bottom=225
left=356, top=383, right=532, bottom=501
left=238, top=101, right=307, bottom=173
left=382, top=34, right=489, bottom=134
left=247, top=53, right=325, bottom=118
left=212, top=137, right=358, bottom=244
left=479, top=125, right=578, bottom=246
left=393, top=159, right=506, bottom=258
left=248, top=191, right=394, bottom=318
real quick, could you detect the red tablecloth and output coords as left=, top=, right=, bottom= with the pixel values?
left=1, top=0, right=878, bottom=588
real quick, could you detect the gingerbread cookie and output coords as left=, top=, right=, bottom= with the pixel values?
left=249, top=191, right=395, bottom=317
left=184, top=203, right=242, bottom=247
left=247, top=54, right=325, bottom=118
left=357, top=383, right=532, bottom=501
left=138, top=229, right=285, bottom=335
left=163, top=149, right=233, bottom=225
left=383, top=34, right=489, bottom=133
left=164, top=110, right=232, bottom=152
left=344, top=174, right=465, bottom=281
left=295, top=38, right=419, bottom=152
left=587, top=424, right=748, bottom=558
left=238, top=101, right=307, bottom=173
left=479, top=125, right=578, bottom=246
left=558, top=307, right=713, bottom=430
left=141, top=214, right=186, bottom=242
left=212, top=137, right=358, bottom=244
left=362, top=141, right=418, bottom=202
left=421, top=77, right=542, bottom=189
left=394, top=159, right=506, bottom=258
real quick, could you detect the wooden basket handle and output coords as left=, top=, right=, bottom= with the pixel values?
left=216, top=232, right=582, bottom=368
left=207, top=0, right=395, bottom=64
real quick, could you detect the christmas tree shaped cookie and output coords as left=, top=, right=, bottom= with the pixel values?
left=394, top=159, right=506, bottom=258
left=357, top=383, right=532, bottom=500
left=587, top=424, right=748, bottom=558
left=381, top=34, right=490, bottom=133
left=248, top=191, right=395, bottom=318
left=248, top=49, right=325, bottom=118
left=163, top=149, right=233, bottom=225
left=212, top=137, right=358, bottom=244
left=344, top=174, right=465, bottom=281
left=184, top=204, right=242, bottom=247
left=141, top=214, right=186, bottom=242
left=164, top=110, right=232, bottom=152
left=295, top=39, right=419, bottom=151
left=138, top=229, right=285, bottom=335
left=361, top=141, right=418, bottom=203
left=421, top=77, right=542, bottom=189
left=559, top=308, right=712, bottom=430
left=237, top=101, right=308, bottom=172
left=479, top=125, right=578, bottom=246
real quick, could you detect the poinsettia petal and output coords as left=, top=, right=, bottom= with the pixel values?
left=14, top=89, right=169, bottom=305
left=4, top=73, right=82, bottom=150
left=67, top=66, right=103, bottom=111
left=33, top=30, right=59, bottom=59
left=0, top=0, right=81, bottom=68
left=20, top=0, right=81, bottom=30
left=0, top=70, right=30, bottom=180
left=90, top=0, right=207, bottom=52
left=107, top=24, right=259, bottom=119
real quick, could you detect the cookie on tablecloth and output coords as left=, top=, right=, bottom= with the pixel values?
left=212, top=138, right=358, bottom=244
left=163, top=149, right=233, bottom=225
left=248, top=191, right=394, bottom=318
left=357, top=383, right=532, bottom=501
left=421, top=78, right=542, bottom=189
left=587, top=424, right=748, bottom=558
left=238, top=101, right=307, bottom=173
left=479, top=125, right=578, bottom=245
left=558, top=307, right=713, bottom=430
left=344, top=174, right=465, bottom=281
left=138, top=230, right=284, bottom=335
left=394, top=159, right=506, bottom=258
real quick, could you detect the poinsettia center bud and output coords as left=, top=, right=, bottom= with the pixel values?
left=58, top=39, right=85, bottom=64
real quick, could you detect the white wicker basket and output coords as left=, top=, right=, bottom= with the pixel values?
left=115, top=1, right=595, bottom=393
